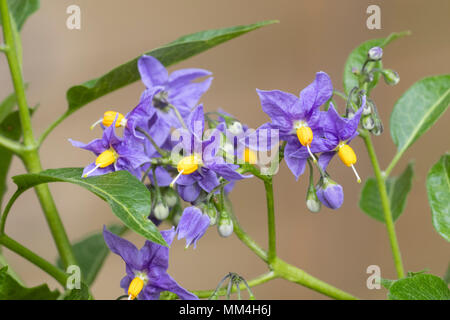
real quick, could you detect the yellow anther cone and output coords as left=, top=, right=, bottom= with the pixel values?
left=128, top=277, right=144, bottom=300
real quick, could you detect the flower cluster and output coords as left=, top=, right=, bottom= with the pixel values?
left=70, top=54, right=367, bottom=299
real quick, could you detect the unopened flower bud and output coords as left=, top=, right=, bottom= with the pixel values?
left=316, top=178, right=344, bottom=210
left=362, top=115, right=375, bottom=130
left=362, top=100, right=373, bottom=116
left=382, top=69, right=400, bottom=86
left=229, top=121, right=244, bottom=135
left=218, top=215, right=233, bottom=238
left=154, top=201, right=169, bottom=220
left=351, top=67, right=360, bottom=76
left=163, top=188, right=178, bottom=207
left=368, top=46, right=383, bottom=61
left=306, top=185, right=321, bottom=213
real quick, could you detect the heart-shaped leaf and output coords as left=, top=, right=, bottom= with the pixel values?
left=426, top=153, right=450, bottom=241
left=11, top=168, right=165, bottom=246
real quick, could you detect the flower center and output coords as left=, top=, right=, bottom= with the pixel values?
left=153, top=91, right=170, bottom=111
left=337, top=142, right=361, bottom=183
left=90, top=111, right=127, bottom=130
left=177, top=155, right=200, bottom=175
left=243, top=148, right=257, bottom=164
left=127, top=273, right=148, bottom=300
left=83, top=149, right=118, bottom=178
left=294, top=122, right=317, bottom=163
left=296, top=126, right=313, bottom=147
left=170, top=155, right=201, bottom=188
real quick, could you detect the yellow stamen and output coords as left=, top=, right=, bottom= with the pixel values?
left=91, top=111, right=127, bottom=130
left=337, top=143, right=361, bottom=183
left=296, top=126, right=317, bottom=162
left=243, top=148, right=257, bottom=164
left=337, top=144, right=356, bottom=167
left=83, top=149, right=117, bottom=178
left=296, top=126, right=313, bottom=147
left=127, top=277, right=144, bottom=300
left=169, top=155, right=200, bottom=188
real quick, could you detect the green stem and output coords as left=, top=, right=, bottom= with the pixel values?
left=0, top=0, right=34, bottom=147
left=264, top=177, right=276, bottom=263
left=0, top=234, right=68, bottom=286
left=0, top=0, right=76, bottom=269
left=38, top=111, right=70, bottom=146
left=224, top=201, right=268, bottom=262
left=0, top=134, right=24, bottom=154
left=21, top=151, right=77, bottom=268
left=271, top=258, right=357, bottom=300
left=362, top=131, right=405, bottom=278
left=193, top=272, right=277, bottom=298
left=169, top=104, right=187, bottom=129
left=385, top=151, right=402, bottom=177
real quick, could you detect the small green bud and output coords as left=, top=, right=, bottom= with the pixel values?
left=382, top=69, right=400, bottom=86
left=306, top=184, right=321, bottom=213
left=218, top=212, right=233, bottom=238
left=154, top=201, right=169, bottom=220
left=362, top=115, right=375, bottom=130
left=163, top=188, right=178, bottom=207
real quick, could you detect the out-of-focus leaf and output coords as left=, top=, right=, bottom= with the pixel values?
left=359, top=163, right=414, bottom=223
left=63, top=282, right=91, bottom=300
left=56, top=225, right=127, bottom=285
left=426, top=153, right=450, bottom=241
left=0, top=0, right=40, bottom=31
left=390, top=75, right=450, bottom=155
left=0, top=266, right=60, bottom=300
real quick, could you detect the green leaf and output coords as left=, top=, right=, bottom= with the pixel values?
left=66, top=20, right=278, bottom=113
left=388, top=274, right=450, bottom=300
left=0, top=110, right=27, bottom=210
left=426, top=153, right=450, bottom=241
left=343, top=31, right=409, bottom=94
left=380, top=278, right=395, bottom=290
left=0, top=0, right=39, bottom=31
left=444, top=263, right=450, bottom=285
left=63, top=282, right=91, bottom=300
left=390, top=75, right=450, bottom=155
left=56, top=225, right=127, bottom=285
left=0, top=266, right=60, bottom=300
left=11, top=168, right=165, bottom=246
left=359, top=162, right=414, bottom=223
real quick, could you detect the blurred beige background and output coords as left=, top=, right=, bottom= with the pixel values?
left=0, top=0, right=449, bottom=300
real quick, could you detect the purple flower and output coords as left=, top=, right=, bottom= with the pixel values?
left=257, top=72, right=333, bottom=179
left=138, top=55, right=213, bottom=129
left=171, top=105, right=250, bottom=202
left=318, top=103, right=364, bottom=183
left=69, top=120, right=149, bottom=179
left=124, top=88, right=171, bottom=148
left=176, top=206, right=210, bottom=248
left=103, top=226, right=198, bottom=300
left=315, top=178, right=344, bottom=209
